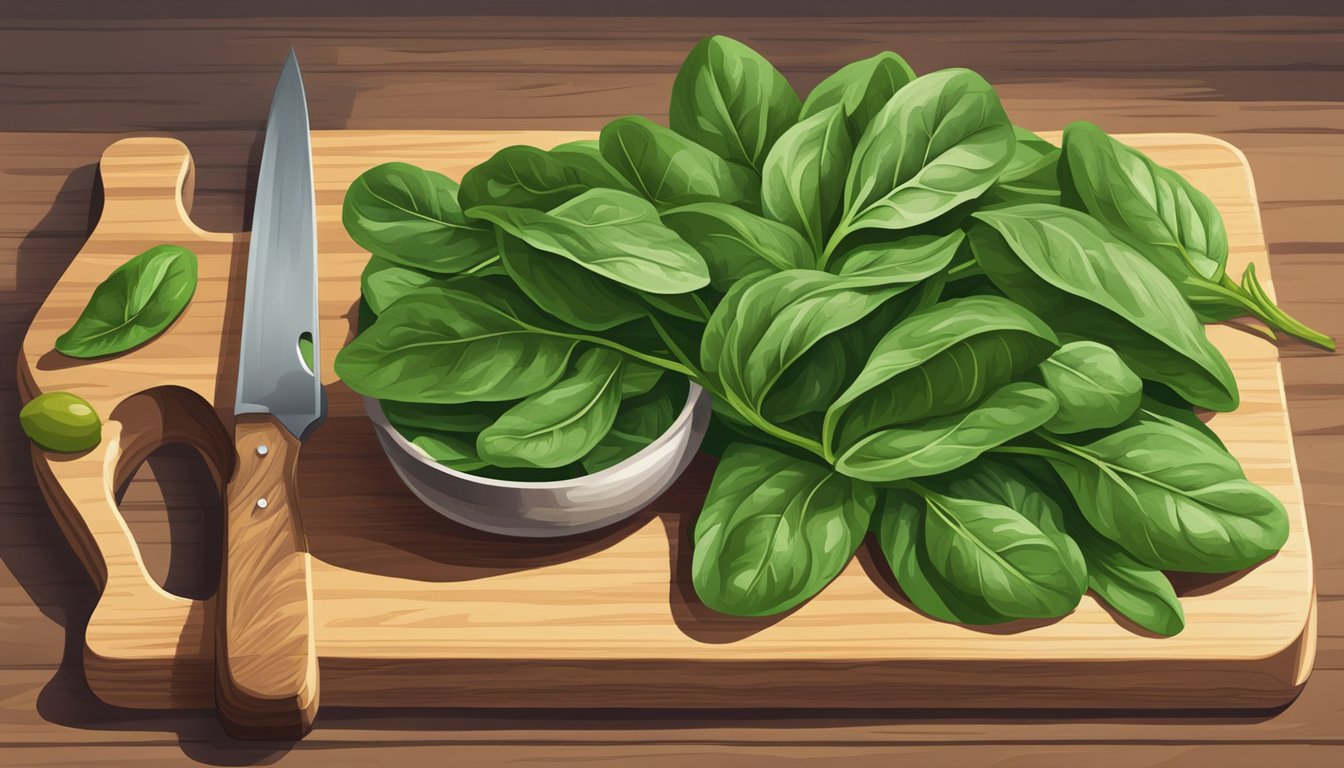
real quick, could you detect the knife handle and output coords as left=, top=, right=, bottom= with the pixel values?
left=216, top=413, right=318, bottom=739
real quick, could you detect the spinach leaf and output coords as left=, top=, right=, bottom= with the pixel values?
left=334, top=283, right=579, bottom=403
left=1070, top=516, right=1185, bottom=636
left=759, top=335, right=850, bottom=424
left=872, top=489, right=1013, bottom=624
left=55, top=244, right=197, bottom=359
left=836, top=382, right=1058, bottom=482
left=469, top=188, right=710, bottom=294
left=458, top=144, right=631, bottom=212
left=497, top=231, right=646, bottom=331
left=827, top=68, right=1015, bottom=260
left=760, top=105, right=853, bottom=257
left=825, top=295, right=1058, bottom=451
left=1041, top=414, right=1289, bottom=572
left=830, top=231, right=964, bottom=281
left=660, top=201, right=814, bottom=290
left=800, top=51, right=916, bottom=137
left=669, top=35, right=801, bottom=171
left=700, top=270, right=920, bottom=417
left=477, top=347, right=625, bottom=469
left=970, top=204, right=1239, bottom=411
left=381, top=399, right=499, bottom=433
left=619, top=359, right=665, bottom=398
left=691, top=443, right=875, bottom=616
left=1036, top=340, right=1142, bottom=434
left=1059, top=122, right=1333, bottom=349
left=361, top=255, right=459, bottom=314
left=399, top=426, right=489, bottom=472
left=1138, top=389, right=1226, bottom=450
left=343, top=162, right=496, bottom=274
left=600, top=115, right=761, bottom=211
left=581, top=377, right=686, bottom=473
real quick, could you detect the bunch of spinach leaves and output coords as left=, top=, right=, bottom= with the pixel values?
left=336, top=36, right=1327, bottom=634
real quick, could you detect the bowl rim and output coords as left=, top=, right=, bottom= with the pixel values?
left=365, top=382, right=708, bottom=490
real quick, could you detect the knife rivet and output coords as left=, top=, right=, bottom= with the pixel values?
left=256, top=498, right=269, bottom=509
left=257, top=444, right=269, bottom=457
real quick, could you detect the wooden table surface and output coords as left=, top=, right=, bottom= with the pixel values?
left=1, top=6, right=1341, bottom=767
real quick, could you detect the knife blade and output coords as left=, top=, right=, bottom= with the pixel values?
left=216, top=48, right=323, bottom=741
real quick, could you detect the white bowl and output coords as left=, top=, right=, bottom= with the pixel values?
left=364, top=384, right=710, bottom=538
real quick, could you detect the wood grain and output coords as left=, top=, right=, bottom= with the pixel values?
left=216, top=414, right=318, bottom=739
left=2, top=12, right=1342, bottom=765
left=13, top=130, right=1317, bottom=717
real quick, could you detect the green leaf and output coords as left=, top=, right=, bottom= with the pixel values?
left=800, top=51, right=916, bottom=137
left=761, top=105, right=854, bottom=256
left=399, top=426, right=489, bottom=472
left=469, top=188, right=710, bottom=295
left=669, top=35, right=801, bottom=171
left=1042, top=415, right=1289, bottom=573
left=497, top=230, right=646, bottom=331
left=581, top=377, right=686, bottom=473
left=825, top=295, right=1058, bottom=450
left=940, top=457, right=1088, bottom=597
left=600, top=115, right=761, bottom=211
left=829, top=231, right=964, bottom=281
left=334, top=282, right=578, bottom=403
left=661, top=202, right=814, bottom=290
left=1069, top=516, right=1185, bottom=636
left=477, top=347, right=625, bottom=469
left=759, top=335, right=850, bottom=424
left=983, top=126, right=1061, bottom=206
left=360, top=255, right=460, bottom=314
left=691, top=443, right=875, bottom=616
left=458, top=143, right=632, bottom=212
left=836, top=382, right=1058, bottom=482
left=1059, top=121, right=1225, bottom=281
left=918, top=483, right=1086, bottom=620
left=700, top=270, right=921, bottom=414
left=342, top=162, right=496, bottom=274
left=619, top=359, right=665, bottom=398
left=55, top=244, right=198, bottom=359
left=970, top=204, right=1239, bottom=412
left=872, top=489, right=1013, bottom=624
left=1036, top=340, right=1142, bottom=434
left=832, top=69, right=1015, bottom=245
left=381, top=399, right=499, bottom=434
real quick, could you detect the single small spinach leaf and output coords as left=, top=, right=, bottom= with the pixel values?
left=361, top=255, right=458, bottom=314
left=343, top=162, right=496, bottom=274
left=836, top=382, right=1058, bottom=482
left=830, top=231, right=964, bottom=281
left=669, top=35, right=801, bottom=171
left=1069, top=515, right=1185, bottom=636
left=469, top=188, right=710, bottom=294
left=398, top=426, right=489, bottom=472
left=497, top=230, right=646, bottom=331
left=970, top=204, right=1238, bottom=411
left=477, top=347, right=625, bottom=469
left=1036, top=340, right=1142, bottom=434
left=660, top=202, right=813, bottom=290
left=983, top=126, right=1061, bottom=207
left=1042, top=415, right=1289, bottom=572
left=919, top=484, right=1085, bottom=620
left=826, top=295, right=1058, bottom=450
left=55, top=244, right=198, bottom=359
left=1058, top=121, right=1225, bottom=281
left=600, top=115, right=760, bottom=211
left=761, top=105, right=854, bottom=256
left=619, top=359, right=665, bottom=398
left=691, top=443, right=875, bottom=616
left=458, top=144, right=632, bottom=212
left=832, top=68, right=1015, bottom=245
left=800, top=51, right=916, bottom=137
left=334, top=282, right=578, bottom=403
left=581, top=377, right=686, bottom=473
left=872, top=489, right=1013, bottom=624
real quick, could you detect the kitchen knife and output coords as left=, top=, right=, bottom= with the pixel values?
left=217, top=48, right=325, bottom=740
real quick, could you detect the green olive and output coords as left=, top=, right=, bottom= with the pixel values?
left=20, top=392, right=102, bottom=453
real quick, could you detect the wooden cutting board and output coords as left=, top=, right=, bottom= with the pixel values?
left=18, top=131, right=1316, bottom=715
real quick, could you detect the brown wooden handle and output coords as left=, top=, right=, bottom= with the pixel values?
left=216, top=413, right=318, bottom=739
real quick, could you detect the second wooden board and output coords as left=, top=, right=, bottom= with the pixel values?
left=19, top=131, right=1315, bottom=713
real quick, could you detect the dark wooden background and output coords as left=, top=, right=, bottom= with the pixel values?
left=1, top=3, right=1341, bottom=766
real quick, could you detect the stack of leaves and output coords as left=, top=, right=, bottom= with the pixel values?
left=335, top=36, right=1332, bottom=634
